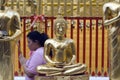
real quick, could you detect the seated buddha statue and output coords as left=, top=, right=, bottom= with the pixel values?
left=37, top=9, right=87, bottom=76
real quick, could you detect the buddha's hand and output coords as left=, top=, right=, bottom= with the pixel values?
left=4, top=36, right=13, bottom=40
left=0, top=36, right=12, bottom=41
left=67, top=55, right=76, bottom=65
left=54, top=62, right=66, bottom=68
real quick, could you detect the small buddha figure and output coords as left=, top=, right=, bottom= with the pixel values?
left=103, top=1, right=120, bottom=80
left=0, top=1, right=21, bottom=80
left=37, top=8, right=87, bottom=76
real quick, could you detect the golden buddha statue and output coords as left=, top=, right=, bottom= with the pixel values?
left=0, top=1, right=21, bottom=80
left=103, top=1, right=120, bottom=80
left=37, top=8, right=87, bottom=76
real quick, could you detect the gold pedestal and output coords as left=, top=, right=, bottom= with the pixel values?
left=35, top=75, right=89, bottom=80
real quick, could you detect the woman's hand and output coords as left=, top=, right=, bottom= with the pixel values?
left=19, top=53, right=26, bottom=65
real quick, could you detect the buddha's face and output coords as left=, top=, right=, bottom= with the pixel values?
left=55, top=22, right=67, bottom=37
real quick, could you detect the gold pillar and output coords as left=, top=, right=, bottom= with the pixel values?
left=64, top=0, right=67, bottom=16
left=77, top=0, right=80, bottom=16
left=71, top=0, right=73, bottom=16
left=89, top=0, right=92, bottom=17
left=23, top=0, right=26, bottom=15
left=37, top=0, right=42, bottom=15
left=44, top=0, right=47, bottom=16
left=11, top=0, right=14, bottom=9
left=51, top=0, right=53, bottom=16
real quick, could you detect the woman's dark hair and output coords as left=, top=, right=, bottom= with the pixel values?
left=27, top=31, right=49, bottom=47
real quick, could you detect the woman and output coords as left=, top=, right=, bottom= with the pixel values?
left=19, top=31, right=49, bottom=80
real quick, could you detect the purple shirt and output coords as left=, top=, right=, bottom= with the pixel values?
left=25, top=47, right=46, bottom=80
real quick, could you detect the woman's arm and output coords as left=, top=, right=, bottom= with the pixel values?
left=22, top=65, right=35, bottom=77
left=19, top=53, right=34, bottom=77
left=22, top=49, right=46, bottom=77
left=19, top=53, right=27, bottom=65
